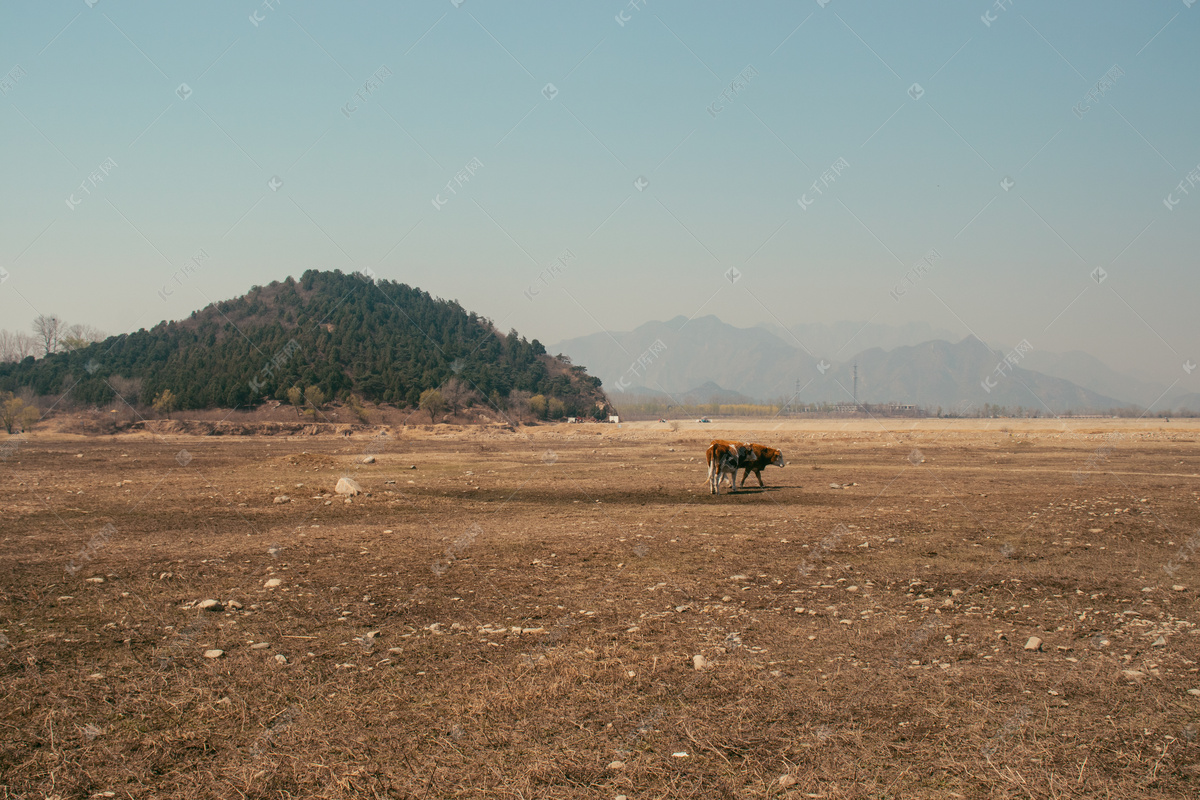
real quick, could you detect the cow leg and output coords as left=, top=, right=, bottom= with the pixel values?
left=754, top=469, right=764, bottom=487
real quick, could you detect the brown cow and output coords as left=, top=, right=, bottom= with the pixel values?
left=736, top=443, right=786, bottom=488
left=705, top=439, right=752, bottom=495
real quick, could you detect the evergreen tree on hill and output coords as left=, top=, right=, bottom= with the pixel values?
left=0, top=270, right=606, bottom=416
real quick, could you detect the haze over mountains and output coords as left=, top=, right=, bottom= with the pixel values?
left=553, top=317, right=1196, bottom=415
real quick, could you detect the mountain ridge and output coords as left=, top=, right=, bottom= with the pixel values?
left=553, top=317, right=1136, bottom=413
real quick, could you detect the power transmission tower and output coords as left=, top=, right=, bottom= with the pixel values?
left=853, top=362, right=858, bottom=408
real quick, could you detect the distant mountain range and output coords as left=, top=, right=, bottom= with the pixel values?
left=758, top=320, right=960, bottom=359
left=553, top=316, right=1194, bottom=414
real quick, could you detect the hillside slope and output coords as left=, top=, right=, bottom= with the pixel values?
left=0, top=270, right=607, bottom=415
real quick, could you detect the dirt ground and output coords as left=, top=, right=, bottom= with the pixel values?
left=2, top=418, right=1199, bottom=798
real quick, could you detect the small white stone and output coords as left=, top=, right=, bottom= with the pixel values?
left=273, top=495, right=290, bottom=504
left=251, top=642, right=270, bottom=650
left=1153, top=636, right=1167, bottom=647
left=778, top=774, right=797, bottom=788
left=1172, top=585, right=1186, bottom=592
left=1024, top=637, right=1042, bottom=652
left=275, top=654, right=288, bottom=665
left=203, top=649, right=224, bottom=659
left=693, top=654, right=708, bottom=671
left=264, top=578, right=282, bottom=588
left=607, top=760, right=625, bottom=771
left=197, top=599, right=223, bottom=612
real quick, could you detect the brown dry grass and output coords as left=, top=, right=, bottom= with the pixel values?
left=1, top=419, right=1199, bottom=798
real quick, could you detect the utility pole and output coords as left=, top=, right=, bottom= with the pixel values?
left=853, top=362, right=858, bottom=408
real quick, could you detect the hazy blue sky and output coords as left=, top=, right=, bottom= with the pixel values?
left=2, top=1, right=1197, bottom=389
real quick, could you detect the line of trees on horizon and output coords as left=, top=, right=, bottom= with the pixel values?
left=0, top=315, right=106, bottom=362
left=608, top=395, right=1196, bottom=420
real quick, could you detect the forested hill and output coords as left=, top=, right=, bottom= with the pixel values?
left=0, top=270, right=608, bottom=416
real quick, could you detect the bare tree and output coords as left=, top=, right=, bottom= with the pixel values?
left=60, top=323, right=106, bottom=352
left=0, top=330, right=15, bottom=362
left=441, top=377, right=478, bottom=417
left=32, top=315, right=62, bottom=356
left=109, top=376, right=144, bottom=406
left=0, top=330, right=38, bottom=362
left=506, top=389, right=533, bottom=424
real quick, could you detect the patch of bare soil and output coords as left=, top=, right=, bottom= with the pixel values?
left=1, top=421, right=1199, bottom=798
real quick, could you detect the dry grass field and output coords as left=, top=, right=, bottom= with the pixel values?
left=2, top=418, right=1199, bottom=798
